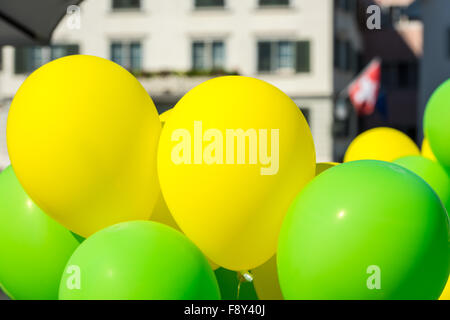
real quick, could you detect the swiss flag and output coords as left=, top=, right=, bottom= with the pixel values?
left=348, top=58, right=381, bottom=116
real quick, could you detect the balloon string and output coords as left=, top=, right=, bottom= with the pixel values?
left=236, top=270, right=253, bottom=300
left=237, top=279, right=241, bottom=300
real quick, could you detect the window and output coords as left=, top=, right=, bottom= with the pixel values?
left=447, top=28, right=450, bottom=59
left=345, top=42, right=357, bottom=72
left=336, top=39, right=348, bottom=70
left=389, top=6, right=404, bottom=25
left=333, top=38, right=339, bottom=68
left=278, top=41, right=295, bottom=70
left=335, top=0, right=356, bottom=13
left=397, top=62, right=409, bottom=88
left=335, top=0, right=344, bottom=10
left=398, top=62, right=418, bottom=88
left=195, top=0, right=225, bottom=8
left=192, top=40, right=225, bottom=70
left=381, top=63, right=393, bottom=87
left=112, top=0, right=141, bottom=10
left=110, top=41, right=142, bottom=71
left=382, top=61, right=418, bottom=89
left=258, top=40, right=310, bottom=73
left=51, top=45, right=79, bottom=60
left=15, top=44, right=79, bottom=74
left=334, top=38, right=358, bottom=72
left=259, top=0, right=290, bottom=7
left=300, top=107, right=310, bottom=125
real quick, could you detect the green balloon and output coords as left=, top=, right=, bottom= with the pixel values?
left=0, top=166, right=79, bottom=300
left=394, top=156, right=450, bottom=212
left=214, top=268, right=258, bottom=300
left=278, top=160, right=449, bottom=300
left=59, top=221, right=220, bottom=300
left=424, top=79, right=450, bottom=171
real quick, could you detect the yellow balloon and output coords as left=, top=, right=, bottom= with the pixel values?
left=252, top=255, right=283, bottom=300
left=151, top=194, right=179, bottom=230
left=440, top=277, right=450, bottom=300
left=344, top=127, right=420, bottom=163
left=151, top=109, right=219, bottom=271
left=160, top=109, right=174, bottom=125
left=151, top=194, right=220, bottom=271
left=158, top=76, right=316, bottom=271
left=7, top=55, right=161, bottom=237
left=252, top=162, right=340, bottom=300
left=422, top=138, right=437, bottom=161
left=315, top=162, right=339, bottom=176
left=152, top=110, right=180, bottom=231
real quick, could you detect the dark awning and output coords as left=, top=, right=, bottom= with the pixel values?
left=0, top=0, right=83, bottom=46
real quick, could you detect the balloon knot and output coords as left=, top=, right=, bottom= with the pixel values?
left=239, top=271, right=253, bottom=283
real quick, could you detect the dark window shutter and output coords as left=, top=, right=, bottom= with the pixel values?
left=50, top=44, right=79, bottom=61
left=113, top=0, right=140, bottom=9
left=296, top=41, right=310, bottom=73
left=259, top=0, right=289, bottom=5
left=196, top=0, right=225, bottom=7
left=258, top=42, right=272, bottom=72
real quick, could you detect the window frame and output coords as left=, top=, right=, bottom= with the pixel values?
left=335, top=0, right=355, bottom=13
left=110, top=40, right=143, bottom=72
left=194, top=0, right=226, bottom=10
left=14, top=44, right=79, bottom=75
left=257, top=39, right=311, bottom=74
left=191, top=39, right=226, bottom=71
left=258, top=0, right=291, bottom=8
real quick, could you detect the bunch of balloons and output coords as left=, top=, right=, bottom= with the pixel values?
left=0, top=55, right=448, bottom=300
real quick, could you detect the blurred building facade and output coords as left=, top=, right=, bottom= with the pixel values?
left=0, top=0, right=365, bottom=166
left=418, top=0, right=450, bottom=139
left=356, top=0, right=422, bottom=138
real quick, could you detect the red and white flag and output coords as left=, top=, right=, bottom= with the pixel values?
left=348, top=58, right=381, bottom=116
